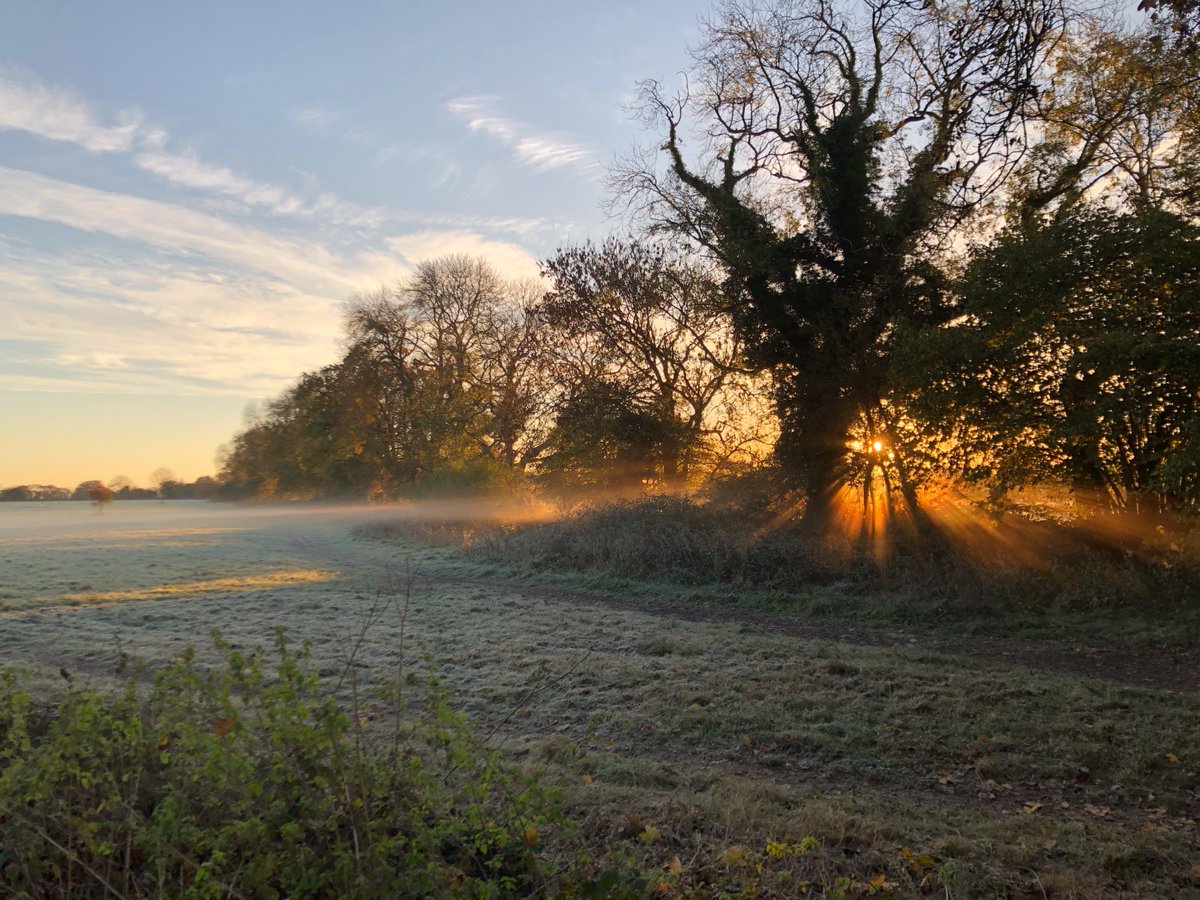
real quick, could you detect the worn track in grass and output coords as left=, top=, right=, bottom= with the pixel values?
left=300, top=531, right=1200, bottom=696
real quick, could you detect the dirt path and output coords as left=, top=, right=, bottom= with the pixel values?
left=523, top=584, right=1200, bottom=695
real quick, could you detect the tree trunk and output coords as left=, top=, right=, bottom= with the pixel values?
left=783, top=391, right=857, bottom=532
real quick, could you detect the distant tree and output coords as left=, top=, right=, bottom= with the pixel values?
left=540, top=239, right=751, bottom=485
left=88, top=483, right=114, bottom=510
left=191, top=476, right=219, bottom=499
left=0, top=486, right=34, bottom=502
left=71, top=480, right=105, bottom=502
left=107, top=475, right=154, bottom=500
left=218, top=256, right=556, bottom=501
left=341, top=256, right=557, bottom=488
left=150, top=468, right=176, bottom=500
left=539, top=379, right=691, bottom=491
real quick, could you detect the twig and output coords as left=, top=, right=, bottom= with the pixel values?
left=7, top=812, right=125, bottom=900
left=334, top=582, right=396, bottom=695
left=392, top=563, right=415, bottom=757
left=480, top=647, right=594, bottom=747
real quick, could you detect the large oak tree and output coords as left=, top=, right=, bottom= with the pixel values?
left=613, top=0, right=1071, bottom=526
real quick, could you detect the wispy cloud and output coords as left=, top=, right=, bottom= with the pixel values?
left=0, top=255, right=335, bottom=396
left=290, top=106, right=341, bottom=130
left=446, top=96, right=595, bottom=173
left=0, top=72, right=567, bottom=401
left=0, top=184, right=401, bottom=397
left=0, top=68, right=377, bottom=229
left=0, top=64, right=142, bottom=152
left=133, top=151, right=381, bottom=227
left=385, top=230, right=542, bottom=281
left=0, top=166, right=363, bottom=294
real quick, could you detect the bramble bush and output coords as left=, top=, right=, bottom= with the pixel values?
left=0, top=632, right=569, bottom=898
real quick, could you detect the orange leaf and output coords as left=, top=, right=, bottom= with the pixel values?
left=212, top=716, right=235, bottom=738
left=523, top=825, right=539, bottom=846
left=667, top=856, right=683, bottom=874
left=1167, top=752, right=1180, bottom=764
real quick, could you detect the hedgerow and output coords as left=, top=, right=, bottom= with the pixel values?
left=0, top=633, right=570, bottom=898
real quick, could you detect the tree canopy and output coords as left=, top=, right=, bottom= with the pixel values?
left=211, top=0, right=1200, bottom=525
left=611, top=0, right=1075, bottom=525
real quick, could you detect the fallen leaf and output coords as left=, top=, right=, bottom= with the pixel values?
left=580, top=774, right=595, bottom=785
left=1085, top=805, right=1110, bottom=817
left=723, top=846, right=747, bottom=866
left=1042, top=838, right=1057, bottom=850
left=523, top=825, right=539, bottom=846
left=212, top=716, right=235, bottom=738
left=740, top=735, right=752, bottom=748
left=1167, top=752, right=1180, bottom=764
left=899, top=848, right=935, bottom=874
left=666, top=856, right=683, bottom=874
left=640, top=824, right=661, bottom=844
left=1022, top=802, right=1042, bottom=814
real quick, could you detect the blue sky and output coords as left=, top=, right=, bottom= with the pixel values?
left=0, top=1, right=706, bottom=487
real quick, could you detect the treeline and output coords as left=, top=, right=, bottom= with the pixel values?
left=218, top=247, right=771, bottom=501
left=0, top=477, right=220, bottom=502
left=221, top=1, right=1200, bottom=518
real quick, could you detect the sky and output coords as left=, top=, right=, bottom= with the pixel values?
left=0, top=0, right=708, bottom=489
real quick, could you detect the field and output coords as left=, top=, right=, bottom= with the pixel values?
left=2, top=500, right=1198, bottom=896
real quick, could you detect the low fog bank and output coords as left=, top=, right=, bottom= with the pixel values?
left=0, top=494, right=568, bottom=546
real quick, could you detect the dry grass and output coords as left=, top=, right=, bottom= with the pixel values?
left=376, top=495, right=1200, bottom=649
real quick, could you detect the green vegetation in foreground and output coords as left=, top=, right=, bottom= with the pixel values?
left=6, top=622, right=1199, bottom=897
left=0, top=635, right=574, bottom=898
left=356, top=496, right=1200, bottom=650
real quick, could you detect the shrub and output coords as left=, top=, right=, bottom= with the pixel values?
left=0, top=633, right=563, bottom=898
